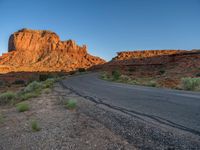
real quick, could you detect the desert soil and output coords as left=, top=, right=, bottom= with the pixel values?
left=0, top=83, right=135, bottom=150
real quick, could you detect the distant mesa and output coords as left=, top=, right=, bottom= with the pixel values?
left=112, top=50, right=187, bottom=61
left=0, top=28, right=106, bottom=73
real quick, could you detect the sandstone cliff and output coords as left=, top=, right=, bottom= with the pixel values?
left=99, top=49, right=200, bottom=88
left=112, top=50, right=186, bottom=61
left=0, top=29, right=105, bottom=73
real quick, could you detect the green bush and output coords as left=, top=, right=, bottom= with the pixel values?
left=65, top=99, right=77, bottom=109
left=43, top=88, right=51, bottom=94
left=18, top=91, right=40, bottom=101
left=119, top=75, right=131, bottom=82
left=16, top=102, right=29, bottom=112
left=0, top=78, right=57, bottom=105
left=101, top=72, right=110, bottom=80
left=130, top=80, right=139, bottom=85
left=17, top=81, right=43, bottom=101
left=31, top=120, right=40, bottom=132
left=147, top=81, right=157, bottom=87
left=0, top=91, right=17, bottom=105
left=112, top=70, right=121, bottom=80
left=24, top=81, right=42, bottom=93
left=181, top=77, right=200, bottom=91
left=42, top=78, right=56, bottom=88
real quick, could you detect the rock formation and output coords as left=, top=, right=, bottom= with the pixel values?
left=110, top=49, right=200, bottom=66
left=98, top=49, right=200, bottom=88
left=112, top=50, right=186, bottom=61
left=0, top=29, right=105, bottom=73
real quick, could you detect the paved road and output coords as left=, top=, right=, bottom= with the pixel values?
left=61, top=73, right=200, bottom=135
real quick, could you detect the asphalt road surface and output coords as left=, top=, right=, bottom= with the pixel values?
left=61, top=73, right=200, bottom=136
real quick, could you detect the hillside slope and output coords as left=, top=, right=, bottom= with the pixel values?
left=100, top=50, right=200, bottom=88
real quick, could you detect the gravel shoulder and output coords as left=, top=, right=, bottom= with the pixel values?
left=1, top=81, right=200, bottom=150
left=60, top=80, right=200, bottom=150
left=0, top=83, right=136, bottom=150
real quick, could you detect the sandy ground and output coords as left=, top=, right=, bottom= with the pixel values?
left=0, top=83, right=136, bottom=150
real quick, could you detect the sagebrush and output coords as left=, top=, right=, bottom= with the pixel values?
left=0, top=92, right=16, bottom=105
left=181, top=77, right=200, bottom=91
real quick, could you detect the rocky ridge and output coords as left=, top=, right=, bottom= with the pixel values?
left=112, top=50, right=186, bottom=61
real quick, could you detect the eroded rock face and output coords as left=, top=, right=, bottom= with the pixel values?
left=99, top=49, right=200, bottom=88
left=0, top=29, right=105, bottom=73
left=112, top=50, right=186, bottom=61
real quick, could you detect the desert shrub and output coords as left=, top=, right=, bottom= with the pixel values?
left=130, top=80, right=139, bottom=85
left=42, top=78, right=56, bottom=88
left=181, top=77, right=200, bottom=91
left=13, top=80, right=26, bottom=85
left=23, top=81, right=42, bottom=93
left=78, top=68, right=86, bottom=72
left=18, top=92, right=40, bottom=101
left=119, top=75, right=131, bottom=82
left=147, top=81, right=157, bottom=87
left=31, top=120, right=41, bottom=132
left=112, top=70, right=121, bottom=80
left=43, top=88, right=51, bottom=94
left=65, top=99, right=77, bottom=109
left=18, top=78, right=56, bottom=101
left=17, top=81, right=42, bottom=100
left=16, top=102, right=29, bottom=112
left=0, top=92, right=17, bottom=105
left=101, top=72, right=110, bottom=80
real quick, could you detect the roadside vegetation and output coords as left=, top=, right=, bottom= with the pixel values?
left=102, top=71, right=200, bottom=92
left=16, top=102, right=30, bottom=112
left=31, top=120, right=41, bottom=132
left=0, top=92, right=17, bottom=105
left=101, top=71, right=158, bottom=87
left=181, top=77, right=200, bottom=91
left=64, top=99, right=77, bottom=110
left=0, top=77, right=59, bottom=106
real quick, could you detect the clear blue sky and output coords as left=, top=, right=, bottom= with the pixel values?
left=0, top=0, right=200, bottom=60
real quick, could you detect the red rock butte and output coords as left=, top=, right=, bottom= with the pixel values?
left=0, top=28, right=106, bottom=73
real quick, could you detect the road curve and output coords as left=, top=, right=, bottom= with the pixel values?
left=61, top=73, right=200, bottom=135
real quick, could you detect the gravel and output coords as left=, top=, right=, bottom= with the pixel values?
left=1, top=82, right=200, bottom=150
left=0, top=83, right=135, bottom=150
left=59, top=83, right=200, bottom=150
